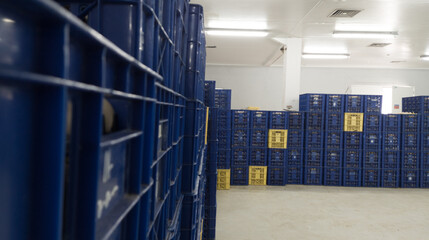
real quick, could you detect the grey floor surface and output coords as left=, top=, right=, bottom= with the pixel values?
left=216, top=185, right=429, bottom=240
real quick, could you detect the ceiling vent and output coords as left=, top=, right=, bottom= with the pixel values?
left=368, top=43, right=391, bottom=48
left=391, top=60, right=406, bottom=63
left=328, top=9, right=362, bottom=18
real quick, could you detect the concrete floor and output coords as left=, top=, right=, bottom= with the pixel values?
left=216, top=185, right=429, bottom=240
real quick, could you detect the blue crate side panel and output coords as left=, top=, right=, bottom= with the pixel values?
left=325, top=112, right=344, bottom=131
left=324, top=167, right=342, bottom=186
left=326, top=94, right=345, bottom=113
left=250, top=111, right=269, bottom=129
left=287, top=129, right=304, bottom=148
left=269, top=111, right=288, bottom=129
left=217, top=149, right=231, bottom=169
left=304, top=148, right=324, bottom=167
left=421, top=132, right=429, bottom=152
left=401, top=150, right=419, bottom=170
left=217, top=109, right=231, bottom=129
left=344, top=149, right=362, bottom=168
left=214, top=89, right=231, bottom=110
left=402, top=132, right=420, bottom=151
left=324, top=149, right=343, bottom=168
left=304, top=166, right=323, bottom=185
left=325, top=131, right=343, bottom=149
left=267, top=167, right=287, bottom=186
left=364, top=95, right=382, bottom=113
left=421, top=170, right=429, bottom=188
left=343, top=168, right=362, bottom=187
left=382, top=132, right=400, bottom=151
left=249, top=129, right=268, bottom=148
left=231, top=147, right=249, bottom=166
left=287, top=148, right=304, bottom=166
left=381, top=169, right=400, bottom=188
left=249, top=148, right=268, bottom=166
left=362, top=168, right=380, bottom=187
left=345, top=95, right=364, bottom=113
left=268, top=149, right=287, bottom=167
left=382, top=151, right=401, bottom=169
left=401, top=169, right=419, bottom=188
left=402, top=114, right=420, bottom=132
left=217, top=129, right=231, bottom=149
left=305, top=130, right=324, bottom=148
left=305, top=112, right=325, bottom=130
left=288, top=112, right=304, bottom=130
left=204, top=81, right=216, bottom=107
left=382, top=114, right=401, bottom=132
left=299, top=94, right=326, bottom=112
left=421, top=114, right=429, bottom=132
left=287, top=165, right=303, bottom=184
left=231, top=128, right=250, bottom=148
left=231, top=166, right=249, bottom=185
left=364, top=113, right=382, bottom=132
left=421, top=151, right=429, bottom=170
left=231, top=110, right=250, bottom=129
left=344, top=132, right=363, bottom=150
left=363, top=132, right=382, bottom=150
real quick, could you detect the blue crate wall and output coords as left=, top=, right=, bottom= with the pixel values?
left=401, top=169, right=419, bottom=188
left=250, top=148, right=268, bottom=166
left=383, top=132, right=400, bottom=151
left=324, top=168, right=342, bottom=186
left=421, top=170, right=429, bottom=188
left=324, top=149, right=343, bottom=168
left=232, top=110, right=250, bottom=129
left=421, top=114, right=429, bottom=132
left=364, top=113, right=382, bottom=132
left=381, top=169, right=400, bottom=188
left=206, top=141, right=218, bottom=173
left=287, top=166, right=303, bottom=184
left=217, top=149, right=231, bottom=169
left=364, top=95, right=382, bottom=113
left=402, top=97, right=413, bottom=113
left=305, top=112, right=325, bottom=130
left=217, top=109, right=231, bottom=130
left=231, top=166, right=249, bottom=185
left=402, top=114, right=420, bottom=132
left=343, top=168, right=362, bottom=187
left=304, top=167, right=323, bottom=185
left=326, top=94, right=345, bottom=113
left=231, top=147, right=249, bottom=166
left=363, top=169, right=380, bottom=187
left=288, top=111, right=305, bottom=130
left=204, top=81, right=216, bottom=107
left=299, top=94, right=326, bottom=112
left=421, top=152, right=429, bottom=170
left=325, top=112, right=344, bottom=131
left=269, top=111, right=288, bottom=129
left=231, top=128, right=250, bottom=148
left=214, top=89, right=232, bottom=109
left=305, top=130, right=324, bottom=149
left=204, top=174, right=217, bottom=206
left=382, top=151, right=401, bottom=169
left=268, top=167, right=287, bottom=186
left=268, top=149, right=288, bottom=167
left=344, top=149, right=362, bottom=168
left=401, top=151, right=419, bottom=170
left=402, top=132, right=420, bottom=151
left=250, top=111, right=269, bottom=129
left=207, top=108, right=218, bottom=141
left=218, top=129, right=231, bottom=149
left=344, top=132, right=363, bottom=149
left=402, top=96, right=429, bottom=114
left=250, top=129, right=268, bottom=148
left=287, top=129, right=304, bottom=148
left=304, top=148, right=324, bottom=167
left=345, top=95, right=364, bottom=112
left=383, top=114, right=401, bottom=132
left=363, top=132, right=382, bottom=150
left=325, top=131, right=343, bottom=149
left=287, top=148, right=304, bottom=166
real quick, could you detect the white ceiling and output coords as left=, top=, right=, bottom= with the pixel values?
left=190, top=0, right=429, bottom=69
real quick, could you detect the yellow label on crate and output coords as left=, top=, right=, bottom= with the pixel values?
left=205, top=107, right=209, bottom=145
left=344, top=113, right=364, bottom=132
left=268, top=129, right=288, bottom=149
left=248, top=166, right=267, bottom=185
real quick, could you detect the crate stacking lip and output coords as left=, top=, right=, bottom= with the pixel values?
left=250, top=111, right=269, bottom=129
left=287, top=129, right=304, bottom=148
left=250, top=148, right=267, bottom=166
left=305, top=148, right=323, bottom=167
left=325, top=131, right=343, bottom=149
left=232, top=110, right=250, bottom=129
left=249, top=166, right=267, bottom=185
left=306, top=130, right=324, bottom=148
left=250, top=129, right=268, bottom=148
left=364, top=95, right=382, bottom=113
left=232, top=128, right=249, bottom=148
left=344, top=168, right=362, bottom=187
left=268, top=149, right=287, bottom=167
left=363, top=168, right=380, bottom=187
left=231, top=147, right=249, bottom=166
left=325, top=112, right=344, bottom=131
left=344, top=113, right=364, bottom=132
left=299, top=94, right=326, bottom=112
left=324, top=167, right=342, bottom=186
left=269, top=111, right=288, bottom=129
left=402, top=151, right=419, bottom=169
left=305, top=112, right=325, bottom=130
left=363, top=132, right=381, bottom=150
left=324, top=149, right=343, bottom=168
left=268, top=129, right=288, bottom=149
left=304, top=167, right=323, bottom=185
left=382, top=169, right=400, bottom=188
left=345, top=95, right=364, bottom=113
left=214, top=89, right=232, bottom=110
left=402, top=114, right=420, bottom=132
left=344, top=149, right=362, bottom=168
left=401, top=170, right=419, bottom=188
left=231, top=166, right=249, bottom=185
left=287, top=166, right=303, bottom=184
left=267, top=167, right=287, bottom=186
left=383, top=114, right=401, bottom=132
left=288, top=112, right=304, bottom=130
left=383, top=132, right=400, bottom=151
left=344, top=132, right=363, bottom=149
left=402, top=132, right=419, bottom=151
left=326, top=94, right=344, bottom=113
left=364, top=113, right=382, bottom=132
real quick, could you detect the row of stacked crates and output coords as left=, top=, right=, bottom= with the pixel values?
left=215, top=89, right=232, bottom=174
left=203, top=81, right=217, bottom=240
left=0, top=1, right=210, bottom=240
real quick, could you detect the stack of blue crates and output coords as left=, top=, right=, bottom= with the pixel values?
left=250, top=111, right=269, bottom=166
left=301, top=94, right=326, bottom=185
left=287, top=112, right=305, bottom=184
left=231, top=110, right=250, bottom=185
left=401, top=114, right=420, bottom=188
left=382, top=114, right=401, bottom=187
left=324, top=95, right=344, bottom=186
left=216, top=89, right=232, bottom=170
left=421, top=114, right=429, bottom=188
left=267, top=112, right=289, bottom=185
left=203, top=81, right=217, bottom=240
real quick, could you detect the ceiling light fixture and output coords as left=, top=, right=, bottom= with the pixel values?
left=207, top=20, right=267, bottom=30
left=302, top=53, right=350, bottom=59
left=2, top=18, right=15, bottom=23
left=420, top=55, right=429, bottom=61
left=206, top=29, right=269, bottom=37
left=333, top=31, right=398, bottom=39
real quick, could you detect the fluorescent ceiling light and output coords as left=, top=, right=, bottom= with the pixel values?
left=302, top=53, right=350, bottom=59
left=335, top=24, right=394, bottom=32
left=207, top=20, right=267, bottom=30
left=2, top=18, right=15, bottom=23
left=333, top=31, right=398, bottom=39
left=420, top=55, right=429, bottom=61
left=206, top=29, right=268, bottom=37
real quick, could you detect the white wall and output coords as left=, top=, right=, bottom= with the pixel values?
left=206, top=65, right=429, bottom=111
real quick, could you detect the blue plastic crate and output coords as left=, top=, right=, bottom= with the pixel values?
left=325, top=131, right=343, bottom=149
left=182, top=162, right=200, bottom=193
left=250, top=148, right=267, bottom=166
left=232, top=110, right=250, bottom=129
left=217, top=129, right=231, bottom=149
left=304, top=166, right=323, bottom=185
left=324, top=167, right=342, bottom=186
left=383, top=114, right=401, bottom=132
left=345, top=95, right=364, bottom=113
left=231, top=166, right=249, bottom=185
left=404, top=96, right=429, bottom=114
left=217, top=149, right=231, bottom=169
left=402, top=151, right=419, bottom=169
left=362, top=168, right=380, bottom=187
left=364, top=95, right=382, bottom=113
left=185, top=101, right=205, bottom=135
left=206, top=141, right=218, bottom=172
left=288, top=112, right=304, bottom=130
left=343, top=168, right=362, bottom=187
left=250, top=129, right=268, bottom=148
left=208, top=109, right=218, bottom=141
left=287, top=166, right=303, bottom=184
left=421, top=114, right=429, bottom=132
left=364, top=113, right=382, bottom=132
left=204, top=174, right=217, bottom=206
left=214, top=89, right=232, bottom=109
left=231, top=128, right=249, bottom=147
left=267, top=167, right=287, bottom=186
left=421, top=151, right=429, bottom=170
left=268, top=149, right=287, bottom=167
left=324, top=149, right=343, bottom=168
left=401, top=170, right=419, bottom=188
left=382, top=132, right=400, bottom=151
left=250, top=111, right=269, bottom=129
left=382, top=151, right=401, bottom=169
left=325, top=112, right=344, bottom=131
left=287, top=148, right=303, bottom=166
left=299, top=94, right=326, bottom=112
left=402, top=132, right=419, bottom=151
left=421, top=170, right=429, bottom=188
left=381, top=169, right=400, bottom=188
left=305, top=112, right=325, bottom=130
left=344, top=132, right=363, bottom=149
left=231, top=147, right=249, bottom=166
left=269, top=111, right=288, bottom=129
left=204, top=81, right=216, bottom=107
left=305, top=148, right=324, bottom=167
left=305, top=130, right=324, bottom=148
left=326, top=94, right=344, bottom=113
left=363, top=132, right=382, bottom=150
left=344, top=149, right=362, bottom=168
left=402, top=114, right=420, bottom=132
left=182, top=192, right=201, bottom=230
left=402, top=97, right=412, bottom=113
left=217, top=109, right=231, bottom=129
left=287, top=129, right=304, bottom=148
